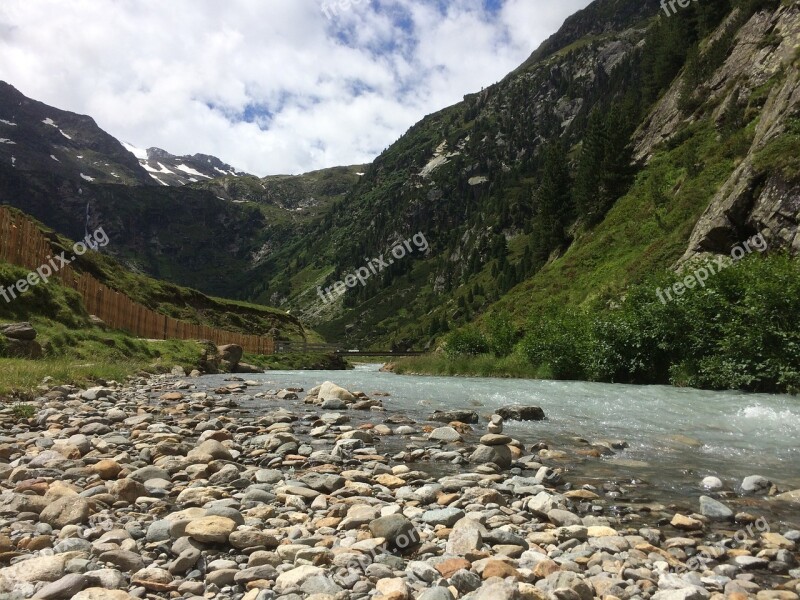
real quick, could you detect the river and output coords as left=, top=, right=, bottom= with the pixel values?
left=206, top=363, right=800, bottom=527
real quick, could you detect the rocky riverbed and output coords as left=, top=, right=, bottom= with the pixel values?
left=0, top=372, right=798, bottom=600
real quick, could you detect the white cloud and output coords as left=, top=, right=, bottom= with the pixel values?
left=0, top=0, right=592, bottom=176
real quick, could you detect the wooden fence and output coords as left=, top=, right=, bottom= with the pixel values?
left=0, top=206, right=274, bottom=354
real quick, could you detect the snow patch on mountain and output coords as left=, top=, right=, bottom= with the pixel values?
left=176, top=164, right=211, bottom=179
left=122, top=141, right=148, bottom=160
left=0, top=119, right=16, bottom=127
left=42, top=118, right=57, bottom=127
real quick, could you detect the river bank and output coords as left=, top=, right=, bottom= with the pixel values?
left=0, top=370, right=798, bottom=599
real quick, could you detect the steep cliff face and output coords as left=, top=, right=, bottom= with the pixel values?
left=632, top=3, right=800, bottom=261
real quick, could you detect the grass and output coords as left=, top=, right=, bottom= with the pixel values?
left=259, top=352, right=351, bottom=371
left=391, top=353, right=543, bottom=379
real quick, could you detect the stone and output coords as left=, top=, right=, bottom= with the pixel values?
left=4, top=337, right=43, bottom=358
left=774, top=489, right=800, bottom=503
left=72, top=591, right=136, bottom=600
left=318, top=381, right=356, bottom=403
left=421, top=507, right=465, bottom=527
left=130, top=568, right=174, bottom=592
left=187, top=439, right=232, bottom=461
left=407, top=561, right=439, bottom=583
left=369, top=515, right=419, bottom=553
left=671, top=514, right=704, bottom=531
left=98, top=549, right=145, bottom=572
left=435, top=558, right=471, bottom=578
left=218, top=344, right=243, bottom=367
left=470, top=580, right=520, bottom=600
left=699, top=495, right=733, bottom=520
left=275, top=565, right=325, bottom=593
left=40, top=496, right=90, bottom=528
left=92, top=460, right=122, bottom=480
left=0, top=554, right=72, bottom=593
left=428, top=409, right=479, bottom=424
left=480, top=433, right=512, bottom=446
left=31, top=573, right=87, bottom=600
left=652, top=589, right=709, bottom=600
left=741, top=475, right=771, bottom=494
left=418, top=588, right=455, bottom=600
left=447, top=517, right=485, bottom=555
left=376, top=577, right=410, bottom=600
left=470, top=444, right=512, bottom=469
left=450, top=569, right=482, bottom=594
left=429, top=427, right=463, bottom=442
left=109, top=479, right=148, bottom=503
left=701, top=476, right=723, bottom=491
left=496, top=406, right=545, bottom=421
left=548, top=509, right=582, bottom=527
left=1, top=322, right=36, bottom=340
left=185, top=516, right=237, bottom=543
left=734, top=555, right=770, bottom=569
left=229, top=529, right=278, bottom=550
left=482, top=560, right=520, bottom=579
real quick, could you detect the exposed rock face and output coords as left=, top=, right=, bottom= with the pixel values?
left=633, top=5, right=800, bottom=264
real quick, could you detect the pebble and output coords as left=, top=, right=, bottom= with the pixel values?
left=0, top=375, right=793, bottom=600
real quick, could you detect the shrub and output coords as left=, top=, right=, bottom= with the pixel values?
left=443, top=328, right=490, bottom=357
left=485, top=310, right=517, bottom=357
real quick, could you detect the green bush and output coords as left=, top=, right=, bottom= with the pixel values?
left=520, top=306, right=592, bottom=380
left=443, top=328, right=490, bottom=357
left=485, top=310, right=517, bottom=357
left=518, top=254, right=800, bottom=393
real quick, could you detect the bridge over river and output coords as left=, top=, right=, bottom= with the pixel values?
left=274, top=341, right=424, bottom=357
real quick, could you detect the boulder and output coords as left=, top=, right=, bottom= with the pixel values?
left=318, top=381, right=356, bottom=404
left=496, top=406, right=545, bottom=421
left=428, top=410, right=479, bottom=424
left=4, top=337, right=43, bottom=358
left=699, top=495, right=733, bottom=520
left=218, top=344, right=243, bottom=369
left=469, top=444, right=512, bottom=469
left=741, top=475, right=771, bottom=494
left=1, top=322, right=36, bottom=340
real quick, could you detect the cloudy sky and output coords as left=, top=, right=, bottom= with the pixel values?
left=0, top=0, right=591, bottom=176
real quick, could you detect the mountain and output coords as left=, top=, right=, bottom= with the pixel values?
left=0, top=0, right=797, bottom=370
left=0, top=82, right=153, bottom=186
left=123, top=143, right=250, bottom=186
left=250, top=0, right=799, bottom=349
